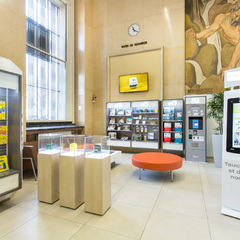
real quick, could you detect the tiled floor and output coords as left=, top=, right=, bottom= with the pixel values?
left=1, top=153, right=240, bottom=240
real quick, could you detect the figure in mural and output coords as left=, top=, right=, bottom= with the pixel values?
left=185, top=0, right=240, bottom=94
left=188, top=0, right=240, bottom=81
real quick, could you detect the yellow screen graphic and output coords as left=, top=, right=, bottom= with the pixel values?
left=119, top=73, right=148, bottom=93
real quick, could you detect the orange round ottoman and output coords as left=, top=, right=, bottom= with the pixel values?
left=132, top=152, right=182, bottom=182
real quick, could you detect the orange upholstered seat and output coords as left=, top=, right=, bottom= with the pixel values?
left=132, top=152, right=182, bottom=181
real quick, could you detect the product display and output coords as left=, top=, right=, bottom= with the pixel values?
left=0, top=59, right=23, bottom=197
left=84, top=136, right=110, bottom=158
left=162, top=99, right=184, bottom=152
left=106, top=100, right=160, bottom=149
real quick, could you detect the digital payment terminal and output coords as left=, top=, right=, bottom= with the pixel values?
left=185, top=96, right=206, bottom=162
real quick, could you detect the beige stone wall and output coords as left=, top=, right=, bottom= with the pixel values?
left=0, top=0, right=26, bottom=140
left=86, top=0, right=185, bottom=135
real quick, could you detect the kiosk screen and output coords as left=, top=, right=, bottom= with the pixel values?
left=227, top=97, right=240, bottom=153
left=189, top=117, right=203, bottom=130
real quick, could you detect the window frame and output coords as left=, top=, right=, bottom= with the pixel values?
left=26, top=0, right=74, bottom=123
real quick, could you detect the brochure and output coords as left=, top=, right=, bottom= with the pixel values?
left=109, top=108, right=116, bottom=116
left=123, top=125, right=130, bottom=131
left=164, top=132, right=171, bottom=142
left=175, top=133, right=182, bottom=143
left=117, top=109, right=125, bottom=115
left=118, top=117, right=124, bottom=124
left=0, top=155, right=9, bottom=172
left=177, top=112, right=182, bottom=120
left=109, top=117, right=115, bottom=124
left=164, top=122, right=171, bottom=131
left=126, top=108, right=132, bottom=116
left=126, top=117, right=132, bottom=124
left=175, top=122, right=182, bottom=132
left=108, top=132, right=117, bottom=140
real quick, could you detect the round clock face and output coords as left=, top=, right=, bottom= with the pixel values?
left=128, top=23, right=140, bottom=36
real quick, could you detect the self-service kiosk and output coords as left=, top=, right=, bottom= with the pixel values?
left=185, top=96, right=206, bottom=162
left=222, top=68, right=240, bottom=219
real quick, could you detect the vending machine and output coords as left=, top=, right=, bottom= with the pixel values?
left=222, top=68, right=240, bottom=218
left=185, top=96, right=206, bottom=162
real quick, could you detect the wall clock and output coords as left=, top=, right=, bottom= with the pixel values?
left=128, top=23, right=140, bottom=36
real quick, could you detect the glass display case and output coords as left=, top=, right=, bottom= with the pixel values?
left=38, top=134, right=61, bottom=154
left=84, top=135, right=110, bottom=158
left=60, top=135, right=85, bottom=156
left=162, top=99, right=184, bottom=152
left=106, top=100, right=160, bottom=149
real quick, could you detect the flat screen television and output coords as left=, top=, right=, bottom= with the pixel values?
left=227, top=97, right=240, bottom=153
left=119, top=72, right=148, bottom=93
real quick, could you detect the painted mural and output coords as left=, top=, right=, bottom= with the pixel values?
left=185, top=0, right=240, bottom=94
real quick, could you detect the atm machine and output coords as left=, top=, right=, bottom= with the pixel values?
left=185, top=96, right=206, bottom=162
left=222, top=68, right=240, bottom=219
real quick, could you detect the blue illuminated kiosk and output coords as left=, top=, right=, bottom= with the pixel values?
left=222, top=68, right=240, bottom=218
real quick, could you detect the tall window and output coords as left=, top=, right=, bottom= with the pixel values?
left=26, top=0, right=66, bottom=120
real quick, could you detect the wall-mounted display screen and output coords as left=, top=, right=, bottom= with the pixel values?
left=119, top=73, right=148, bottom=93
left=227, top=97, right=240, bottom=153
left=189, top=117, right=203, bottom=130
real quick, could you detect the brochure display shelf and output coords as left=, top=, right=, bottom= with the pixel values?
left=106, top=101, right=132, bottom=148
left=131, top=100, right=160, bottom=149
left=106, top=100, right=160, bottom=149
left=0, top=57, right=22, bottom=198
left=162, top=99, right=184, bottom=152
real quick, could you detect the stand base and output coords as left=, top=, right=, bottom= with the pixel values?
left=221, top=205, right=240, bottom=219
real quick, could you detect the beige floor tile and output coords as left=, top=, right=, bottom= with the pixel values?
left=45, top=202, right=93, bottom=225
left=111, top=163, right=136, bottom=185
left=0, top=205, right=39, bottom=238
left=6, top=181, right=37, bottom=206
left=86, top=201, right=152, bottom=239
left=127, top=169, right=167, bottom=190
left=70, top=225, right=134, bottom=240
left=112, top=184, right=160, bottom=208
left=209, top=220, right=240, bottom=240
left=111, top=182, right=124, bottom=197
left=17, top=195, right=55, bottom=213
left=1, top=153, right=240, bottom=240
left=2, top=213, right=82, bottom=240
left=204, top=195, right=240, bottom=226
left=141, top=210, right=211, bottom=240
left=154, top=170, right=207, bottom=218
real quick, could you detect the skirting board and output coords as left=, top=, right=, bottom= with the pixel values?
left=221, top=206, right=240, bottom=219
